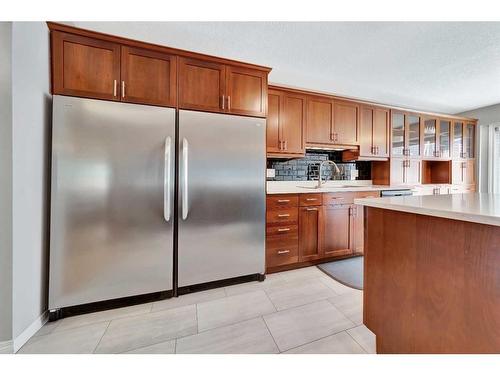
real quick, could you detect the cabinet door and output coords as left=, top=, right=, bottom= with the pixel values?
left=452, top=121, right=464, bottom=158
left=390, top=158, right=405, bottom=185
left=451, top=161, right=464, bottom=184
left=266, top=90, right=282, bottom=154
left=373, top=108, right=390, bottom=157
left=178, top=57, right=225, bottom=113
left=463, top=123, right=475, bottom=158
left=306, top=97, right=334, bottom=145
left=464, top=160, right=475, bottom=184
left=226, top=66, right=267, bottom=117
left=359, top=106, right=374, bottom=157
left=405, top=159, right=421, bottom=185
left=352, top=205, right=364, bottom=254
left=281, top=93, right=306, bottom=155
left=391, top=112, right=405, bottom=157
left=120, top=46, right=177, bottom=107
left=438, top=120, right=451, bottom=158
left=322, top=205, right=352, bottom=258
left=51, top=31, right=121, bottom=100
left=423, top=118, right=438, bottom=157
left=407, top=114, right=421, bottom=157
left=298, top=207, right=323, bottom=261
left=333, top=101, right=359, bottom=145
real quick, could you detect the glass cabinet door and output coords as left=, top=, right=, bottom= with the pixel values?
left=464, top=123, right=475, bottom=158
left=439, top=120, right=450, bottom=158
left=407, top=115, right=420, bottom=157
left=453, top=121, right=463, bottom=158
left=423, top=118, right=437, bottom=157
left=391, top=112, right=405, bottom=156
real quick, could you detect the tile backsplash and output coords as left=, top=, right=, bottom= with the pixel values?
left=267, top=151, right=371, bottom=181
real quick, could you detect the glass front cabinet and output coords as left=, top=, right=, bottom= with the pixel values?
left=452, top=121, right=475, bottom=159
left=391, top=111, right=421, bottom=158
left=421, top=117, right=451, bottom=159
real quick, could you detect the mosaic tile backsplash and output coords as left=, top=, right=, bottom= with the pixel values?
left=267, top=151, right=371, bottom=181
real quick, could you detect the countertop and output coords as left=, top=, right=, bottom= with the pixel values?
left=267, top=180, right=412, bottom=194
left=355, top=193, right=500, bottom=227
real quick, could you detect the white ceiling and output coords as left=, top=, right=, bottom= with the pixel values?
left=72, top=22, right=500, bottom=114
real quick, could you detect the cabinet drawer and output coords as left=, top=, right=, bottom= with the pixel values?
left=266, top=208, right=298, bottom=225
left=266, top=236, right=299, bottom=267
left=354, top=191, right=380, bottom=199
left=323, top=192, right=355, bottom=205
left=299, top=193, right=323, bottom=206
left=266, top=224, right=298, bottom=236
left=266, top=194, right=299, bottom=210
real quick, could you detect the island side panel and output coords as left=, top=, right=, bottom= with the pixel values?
left=363, top=207, right=417, bottom=353
left=364, top=206, right=500, bottom=353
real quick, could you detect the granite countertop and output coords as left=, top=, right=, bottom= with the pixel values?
left=266, top=180, right=412, bottom=194
left=354, top=193, right=500, bottom=227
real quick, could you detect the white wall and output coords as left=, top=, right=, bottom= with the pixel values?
left=458, top=104, right=500, bottom=192
left=11, top=22, right=51, bottom=341
left=0, top=22, right=13, bottom=344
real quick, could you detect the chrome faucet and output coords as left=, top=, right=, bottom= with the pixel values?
left=317, top=160, right=341, bottom=188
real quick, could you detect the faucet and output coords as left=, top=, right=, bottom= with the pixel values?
left=317, top=160, right=341, bottom=188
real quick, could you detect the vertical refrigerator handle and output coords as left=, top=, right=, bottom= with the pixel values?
left=181, top=138, right=189, bottom=220
left=163, top=136, right=172, bottom=222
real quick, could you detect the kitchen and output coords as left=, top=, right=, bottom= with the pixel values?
left=1, top=5, right=500, bottom=371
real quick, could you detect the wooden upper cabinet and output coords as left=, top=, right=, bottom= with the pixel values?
left=121, top=46, right=177, bottom=107
left=178, top=57, right=225, bottom=113
left=51, top=31, right=121, bottom=100
left=267, top=90, right=282, bottom=154
left=178, top=59, right=268, bottom=117
left=333, top=101, right=359, bottom=145
left=226, top=66, right=267, bottom=117
left=306, top=97, right=334, bottom=146
left=267, top=89, right=305, bottom=157
left=359, top=106, right=389, bottom=157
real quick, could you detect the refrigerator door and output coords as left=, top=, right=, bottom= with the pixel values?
left=177, top=110, right=266, bottom=287
left=49, top=96, right=175, bottom=309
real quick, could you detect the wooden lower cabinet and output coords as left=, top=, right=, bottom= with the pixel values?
left=298, top=206, right=323, bottom=261
left=267, top=191, right=378, bottom=272
left=322, top=204, right=353, bottom=258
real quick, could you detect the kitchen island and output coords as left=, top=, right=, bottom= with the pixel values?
left=355, top=193, right=500, bottom=353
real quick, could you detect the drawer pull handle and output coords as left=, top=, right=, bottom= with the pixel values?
left=277, top=214, right=290, bottom=217
left=305, top=198, right=318, bottom=201
left=306, top=208, right=318, bottom=211
left=277, top=228, right=290, bottom=232
left=330, top=197, right=344, bottom=200
left=277, top=199, right=290, bottom=203
left=277, top=250, right=290, bottom=255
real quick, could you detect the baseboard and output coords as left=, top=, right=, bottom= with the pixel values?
left=0, top=340, right=13, bottom=354
left=13, top=311, right=48, bottom=353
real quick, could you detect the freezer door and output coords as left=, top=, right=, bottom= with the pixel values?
left=49, top=96, right=175, bottom=309
left=177, top=110, right=266, bottom=287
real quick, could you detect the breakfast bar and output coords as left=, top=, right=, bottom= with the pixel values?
left=355, top=193, right=500, bottom=353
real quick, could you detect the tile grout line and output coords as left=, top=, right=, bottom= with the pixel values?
left=345, top=328, right=370, bottom=354
left=260, top=315, right=281, bottom=353
left=92, top=321, right=111, bottom=354
left=281, top=330, right=363, bottom=354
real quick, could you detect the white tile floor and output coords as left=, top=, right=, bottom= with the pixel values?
left=19, top=266, right=376, bottom=354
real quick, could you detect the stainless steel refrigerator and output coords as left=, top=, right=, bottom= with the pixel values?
left=49, top=96, right=265, bottom=312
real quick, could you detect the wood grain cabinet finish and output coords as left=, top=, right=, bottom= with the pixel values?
left=359, top=106, right=390, bottom=158
left=178, top=57, right=225, bottom=112
left=333, top=100, right=359, bottom=145
left=322, top=204, right=353, bottom=258
left=51, top=31, right=121, bottom=101
left=306, top=97, right=334, bottom=146
left=298, top=206, right=323, bottom=261
left=267, top=88, right=306, bottom=157
left=352, top=191, right=380, bottom=255
left=121, top=46, right=177, bottom=106
left=178, top=59, right=267, bottom=117
left=226, top=66, right=267, bottom=117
